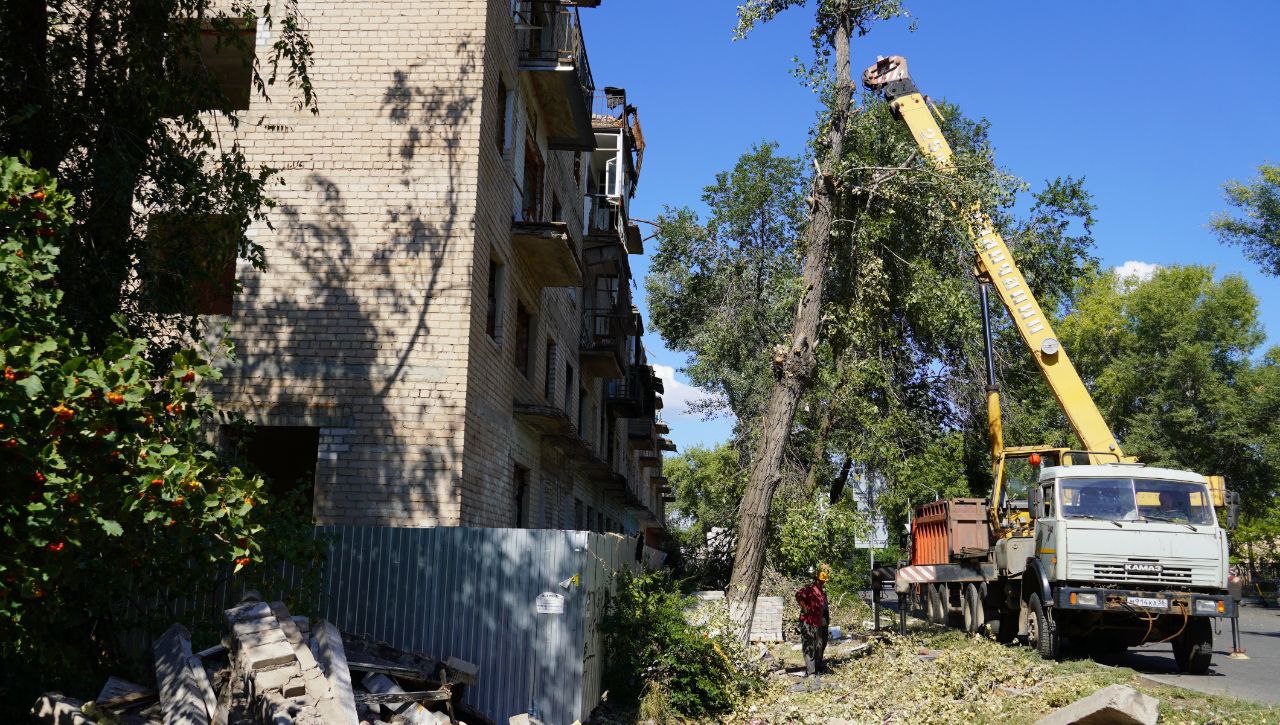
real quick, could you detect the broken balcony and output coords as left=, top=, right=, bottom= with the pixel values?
left=512, top=220, right=582, bottom=288
left=580, top=306, right=627, bottom=379
left=515, top=0, right=595, bottom=150
left=605, top=367, right=644, bottom=418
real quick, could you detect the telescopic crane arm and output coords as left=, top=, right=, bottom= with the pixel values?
left=863, top=55, right=1127, bottom=463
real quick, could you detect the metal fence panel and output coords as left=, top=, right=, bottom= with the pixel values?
left=310, top=526, right=635, bottom=724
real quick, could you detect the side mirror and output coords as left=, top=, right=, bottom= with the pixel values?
left=1227, top=500, right=1239, bottom=531
left=1028, top=488, right=1040, bottom=520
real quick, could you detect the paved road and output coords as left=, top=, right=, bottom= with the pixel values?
left=1098, top=606, right=1280, bottom=705
left=867, top=591, right=1280, bottom=705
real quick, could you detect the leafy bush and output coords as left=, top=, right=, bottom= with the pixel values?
left=0, top=156, right=320, bottom=711
left=600, top=570, right=761, bottom=719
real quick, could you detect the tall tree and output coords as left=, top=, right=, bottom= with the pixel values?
left=723, top=0, right=905, bottom=639
left=1211, top=163, right=1280, bottom=276
left=0, top=0, right=315, bottom=348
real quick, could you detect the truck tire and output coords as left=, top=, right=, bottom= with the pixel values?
left=927, top=584, right=946, bottom=625
left=1027, top=593, right=1060, bottom=660
left=993, top=610, right=1019, bottom=644
left=963, top=583, right=983, bottom=633
left=1173, top=619, right=1213, bottom=674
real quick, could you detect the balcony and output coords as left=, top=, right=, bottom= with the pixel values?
left=580, top=306, right=627, bottom=379
left=511, top=220, right=582, bottom=288
left=585, top=193, right=624, bottom=242
left=606, top=367, right=644, bottom=417
left=628, top=419, right=655, bottom=451
left=515, top=1, right=595, bottom=150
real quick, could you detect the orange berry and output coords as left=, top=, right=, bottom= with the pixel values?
left=150, top=478, right=164, bottom=487
left=106, top=391, right=124, bottom=405
left=51, top=404, right=75, bottom=420
left=66, top=492, right=80, bottom=504
left=180, top=370, right=196, bottom=383
left=30, top=190, right=45, bottom=201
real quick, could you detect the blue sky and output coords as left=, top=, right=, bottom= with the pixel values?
left=579, top=1, right=1280, bottom=453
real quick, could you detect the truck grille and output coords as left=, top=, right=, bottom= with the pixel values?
left=1067, top=555, right=1219, bottom=587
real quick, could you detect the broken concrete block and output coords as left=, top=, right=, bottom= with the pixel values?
left=1033, top=684, right=1159, bottom=725
left=95, top=676, right=150, bottom=703
left=239, top=639, right=298, bottom=671
left=508, top=715, right=544, bottom=725
left=153, top=623, right=211, bottom=725
left=311, top=620, right=360, bottom=725
left=188, top=654, right=219, bottom=717
left=251, top=663, right=303, bottom=693
left=30, top=694, right=93, bottom=725
left=445, top=656, right=479, bottom=687
left=224, top=601, right=273, bottom=627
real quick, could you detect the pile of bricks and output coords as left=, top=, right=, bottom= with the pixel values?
left=30, top=594, right=486, bottom=725
left=222, top=597, right=356, bottom=723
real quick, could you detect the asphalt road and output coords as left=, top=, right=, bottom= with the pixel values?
left=868, top=591, right=1280, bottom=706
left=1099, top=605, right=1280, bottom=706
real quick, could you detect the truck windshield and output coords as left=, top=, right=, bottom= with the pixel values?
left=1135, top=478, right=1215, bottom=525
left=1059, top=477, right=1137, bottom=521
left=1058, top=477, right=1215, bottom=525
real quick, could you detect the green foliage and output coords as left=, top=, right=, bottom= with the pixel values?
left=647, top=142, right=806, bottom=424
left=600, top=570, right=761, bottom=718
left=0, top=0, right=315, bottom=347
left=666, top=443, right=870, bottom=585
left=1212, top=163, right=1280, bottom=276
left=1018, top=265, right=1280, bottom=517
left=0, top=157, right=320, bottom=711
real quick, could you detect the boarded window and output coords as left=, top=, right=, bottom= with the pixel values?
left=486, top=257, right=505, bottom=341
left=522, top=134, right=545, bottom=221
left=146, top=213, right=238, bottom=315
left=514, top=303, right=532, bottom=377
left=544, top=339, right=557, bottom=401
left=563, top=362, right=574, bottom=415
left=177, top=18, right=256, bottom=112
left=496, top=79, right=509, bottom=152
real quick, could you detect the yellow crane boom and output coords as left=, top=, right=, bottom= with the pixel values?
left=863, top=56, right=1125, bottom=461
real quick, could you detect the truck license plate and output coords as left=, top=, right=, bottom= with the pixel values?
left=1127, top=596, right=1168, bottom=609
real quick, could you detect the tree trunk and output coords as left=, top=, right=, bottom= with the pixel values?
left=726, top=15, right=855, bottom=642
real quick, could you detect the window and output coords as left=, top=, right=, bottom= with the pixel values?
left=1135, top=478, right=1215, bottom=525
left=1040, top=483, right=1054, bottom=519
left=574, top=498, right=585, bottom=530
left=597, top=511, right=605, bottom=534
left=587, top=505, right=595, bottom=532
left=551, top=194, right=563, bottom=223
left=544, top=339, right=557, bottom=401
left=514, top=303, right=532, bottom=377
left=224, top=425, right=318, bottom=517
left=605, top=516, right=614, bottom=533
left=486, top=257, right=505, bottom=341
left=564, top=362, right=574, bottom=415
left=574, top=152, right=583, bottom=187
left=577, top=385, right=587, bottom=434
left=513, top=465, right=529, bottom=527
left=496, top=79, right=509, bottom=153
left=146, top=214, right=238, bottom=315
left=521, top=133, right=545, bottom=221
left=177, top=19, right=256, bottom=112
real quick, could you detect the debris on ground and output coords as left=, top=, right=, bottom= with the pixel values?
left=1032, top=684, right=1158, bottom=725
left=28, top=592, right=492, bottom=725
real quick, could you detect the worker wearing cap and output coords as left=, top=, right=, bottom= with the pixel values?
left=795, top=564, right=831, bottom=680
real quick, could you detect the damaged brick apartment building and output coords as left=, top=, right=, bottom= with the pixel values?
left=203, top=0, right=674, bottom=545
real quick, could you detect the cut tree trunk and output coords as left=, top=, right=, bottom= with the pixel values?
left=726, top=15, right=855, bottom=643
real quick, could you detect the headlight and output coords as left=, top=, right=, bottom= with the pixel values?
left=1194, top=599, right=1224, bottom=614
left=1069, top=592, right=1098, bottom=606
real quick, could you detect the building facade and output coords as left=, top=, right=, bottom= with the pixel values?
left=210, top=0, right=672, bottom=540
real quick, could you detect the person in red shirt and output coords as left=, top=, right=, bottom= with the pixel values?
left=795, top=564, right=830, bottom=679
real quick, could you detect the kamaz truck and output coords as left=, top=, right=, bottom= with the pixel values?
left=863, top=56, right=1238, bottom=672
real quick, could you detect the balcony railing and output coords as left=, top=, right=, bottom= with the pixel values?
left=585, top=193, right=622, bottom=238
left=580, top=306, right=627, bottom=379
left=591, top=89, right=627, bottom=127
left=514, top=0, right=595, bottom=150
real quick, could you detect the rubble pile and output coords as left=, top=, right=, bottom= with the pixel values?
left=30, top=593, right=491, bottom=725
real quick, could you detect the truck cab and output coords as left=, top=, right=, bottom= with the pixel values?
left=1023, top=464, right=1233, bottom=671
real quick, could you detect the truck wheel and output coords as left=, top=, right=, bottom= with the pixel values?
left=1027, top=593, right=1060, bottom=660
left=963, top=583, right=983, bottom=633
left=927, top=584, right=945, bottom=625
left=1173, top=619, right=1213, bottom=674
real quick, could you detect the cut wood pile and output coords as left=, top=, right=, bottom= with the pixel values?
left=30, top=593, right=492, bottom=725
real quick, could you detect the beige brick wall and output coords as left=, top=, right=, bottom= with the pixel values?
left=215, top=0, right=664, bottom=533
